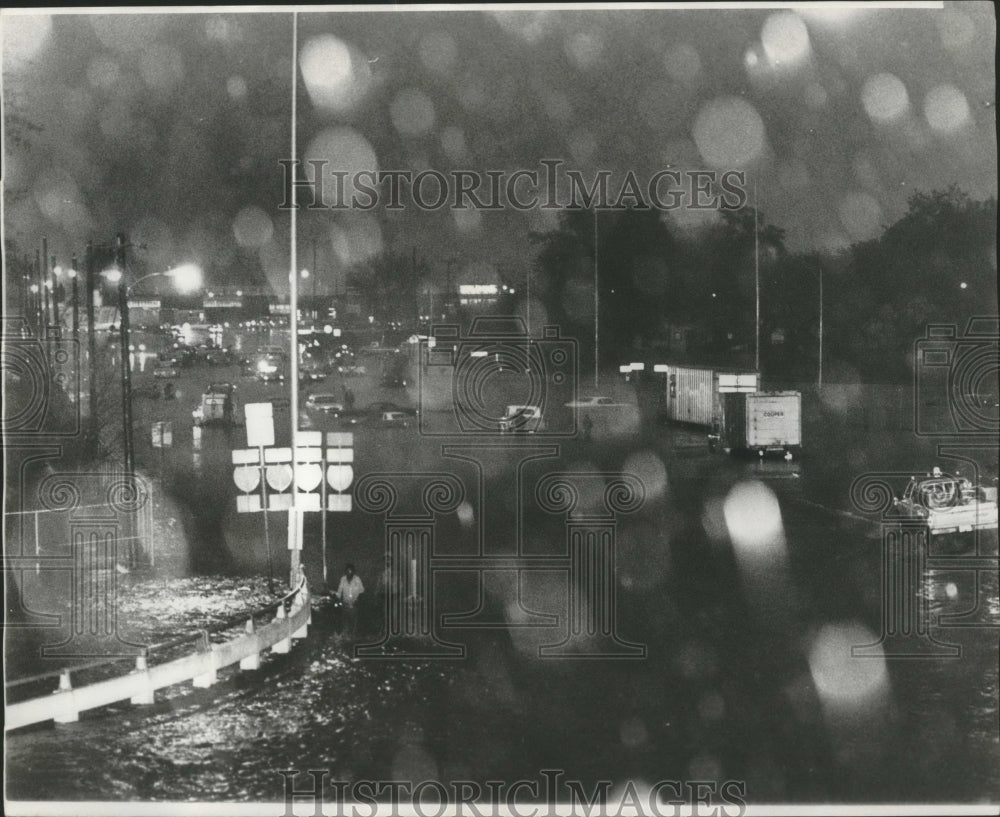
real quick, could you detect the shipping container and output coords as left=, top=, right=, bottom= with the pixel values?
left=714, top=390, right=802, bottom=456
left=661, top=364, right=758, bottom=427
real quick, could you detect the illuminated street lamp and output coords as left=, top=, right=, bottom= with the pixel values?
left=102, top=246, right=204, bottom=475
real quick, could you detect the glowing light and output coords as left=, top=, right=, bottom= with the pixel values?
left=861, top=73, right=909, bottom=123
left=761, top=12, right=811, bottom=66
left=2, top=15, right=53, bottom=70
left=305, top=127, right=378, bottom=204
left=456, top=501, right=475, bottom=527
left=924, top=85, right=971, bottom=133
left=663, top=42, right=701, bottom=83
left=621, top=451, right=667, bottom=501
left=838, top=192, right=883, bottom=242
left=723, top=480, right=784, bottom=553
left=102, top=268, right=123, bottom=284
left=389, top=88, right=436, bottom=137
left=233, top=206, right=273, bottom=249
left=166, top=264, right=203, bottom=293
left=692, top=97, right=766, bottom=167
left=299, top=34, right=372, bottom=115
left=419, top=31, right=457, bottom=75
left=808, top=622, right=888, bottom=707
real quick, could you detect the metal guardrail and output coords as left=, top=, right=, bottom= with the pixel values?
left=4, top=577, right=310, bottom=731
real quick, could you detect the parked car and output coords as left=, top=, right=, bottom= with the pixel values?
left=255, top=355, right=286, bottom=382
left=204, top=348, right=233, bottom=366
left=499, top=404, right=545, bottom=433
left=366, top=401, right=418, bottom=417
left=565, top=396, right=621, bottom=408
left=376, top=410, right=411, bottom=428
left=305, top=393, right=344, bottom=413
left=300, top=356, right=328, bottom=382
left=381, top=372, right=408, bottom=388
left=153, top=362, right=180, bottom=379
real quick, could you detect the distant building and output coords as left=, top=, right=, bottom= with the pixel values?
left=458, top=283, right=499, bottom=308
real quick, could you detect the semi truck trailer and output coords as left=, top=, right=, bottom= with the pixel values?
left=710, top=390, right=802, bottom=458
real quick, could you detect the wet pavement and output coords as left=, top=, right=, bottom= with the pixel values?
left=5, top=337, right=999, bottom=805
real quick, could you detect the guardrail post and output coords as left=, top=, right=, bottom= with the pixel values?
left=291, top=590, right=308, bottom=641
left=53, top=669, right=79, bottom=724
left=273, top=602, right=292, bottom=654
left=192, top=630, right=218, bottom=688
left=239, top=618, right=261, bottom=671
left=130, top=653, right=155, bottom=705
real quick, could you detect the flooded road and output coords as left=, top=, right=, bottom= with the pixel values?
left=6, top=417, right=998, bottom=804
left=6, top=347, right=999, bottom=805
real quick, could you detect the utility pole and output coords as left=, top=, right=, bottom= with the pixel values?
left=115, top=233, right=135, bottom=475
left=85, top=241, right=98, bottom=445
left=50, top=254, right=60, bottom=329
left=42, top=239, right=50, bottom=329
left=70, top=253, right=80, bottom=340
left=34, top=249, right=43, bottom=331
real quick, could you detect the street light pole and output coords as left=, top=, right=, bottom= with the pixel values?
left=288, top=10, right=302, bottom=588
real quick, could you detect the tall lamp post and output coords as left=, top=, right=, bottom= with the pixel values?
left=103, top=246, right=203, bottom=474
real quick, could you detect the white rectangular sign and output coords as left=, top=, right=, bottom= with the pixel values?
left=244, top=402, right=275, bottom=448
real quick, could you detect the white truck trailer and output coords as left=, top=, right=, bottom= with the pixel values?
left=711, top=390, right=802, bottom=458
left=660, top=364, right=759, bottom=427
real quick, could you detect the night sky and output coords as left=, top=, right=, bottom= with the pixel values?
left=3, top=4, right=996, bottom=295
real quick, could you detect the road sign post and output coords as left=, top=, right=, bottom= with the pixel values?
left=233, top=404, right=352, bottom=594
